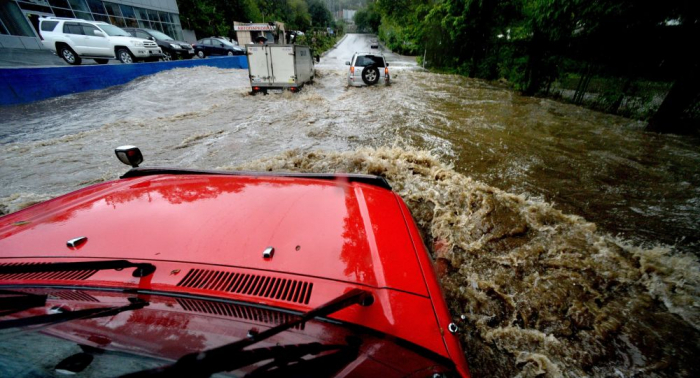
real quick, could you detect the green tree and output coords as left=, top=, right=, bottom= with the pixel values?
left=308, top=0, right=332, bottom=28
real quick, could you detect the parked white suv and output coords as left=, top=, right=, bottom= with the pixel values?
left=39, top=17, right=163, bottom=65
left=346, top=52, right=390, bottom=87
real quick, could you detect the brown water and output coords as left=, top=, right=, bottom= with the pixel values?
left=1, top=34, right=699, bottom=377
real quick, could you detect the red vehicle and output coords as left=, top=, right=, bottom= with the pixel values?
left=0, top=146, right=470, bottom=377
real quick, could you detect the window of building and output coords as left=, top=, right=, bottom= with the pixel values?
left=103, top=2, right=121, bottom=17
left=67, top=0, right=89, bottom=13
left=73, top=11, right=93, bottom=21
left=0, top=1, right=35, bottom=36
left=48, top=0, right=70, bottom=8
left=124, top=18, right=138, bottom=28
left=137, top=19, right=150, bottom=29
left=119, top=5, right=135, bottom=19
left=109, top=16, right=125, bottom=27
left=51, top=7, right=74, bottom=18
left=162, top=23, right=176, bottom=39
left=92, top=14, right=109, bottom=22
left=85, top=0, right=105, bottom=15
left=16, top=1, right=52, bottom=13
left=133, top=7, right=147, bottom=20
left=158, top=12, right=170, bottom=24
left=146, top=9, right=159, bottom=23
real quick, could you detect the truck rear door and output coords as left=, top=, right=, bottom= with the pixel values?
left=270, top=46, right=296, bottom=85
left=247, top=45, right=272, bottom=85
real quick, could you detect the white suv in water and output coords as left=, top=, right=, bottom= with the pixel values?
left=38, top=17, right=163, bottom=65
left=346, top=52, right=390, bottom=87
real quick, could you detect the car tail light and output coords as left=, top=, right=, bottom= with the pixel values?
left=253, top=86, right=260, bottom=91
left=385, top=67, right=389, bottom=75
left=290, top=87, right=298, bottom=92
left=350, top=66, right=354, bottom=74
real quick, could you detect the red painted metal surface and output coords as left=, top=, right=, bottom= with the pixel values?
left=0, top=173, right=470, bottom=377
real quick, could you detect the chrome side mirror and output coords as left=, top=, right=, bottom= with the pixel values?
left=115, top=146, right=143, bottom=168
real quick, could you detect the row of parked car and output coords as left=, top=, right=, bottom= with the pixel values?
left=38, top=16, right=245, bottom=65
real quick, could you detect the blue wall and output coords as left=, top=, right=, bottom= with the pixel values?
left=0, top=56, right=247, bottom=106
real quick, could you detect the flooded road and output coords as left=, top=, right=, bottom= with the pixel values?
left=1, top=34, right=699, bottom=377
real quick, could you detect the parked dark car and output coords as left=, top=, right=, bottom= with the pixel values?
left=193, top=37, right=245, bottom=58
left=123, top=27, right=194, bottom=61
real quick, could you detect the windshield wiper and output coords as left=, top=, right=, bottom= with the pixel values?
left=245, top=339, right=362, bottom=377
left=0, top=289, right=47, bottom=316
left=0, top=260, right=156, bottom=277
left=122, top=288, right=373, bottom=378
left=0, top=297, right=148, bottom=330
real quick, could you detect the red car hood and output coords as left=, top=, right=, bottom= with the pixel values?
left=0, top=174, right=428, bottom=297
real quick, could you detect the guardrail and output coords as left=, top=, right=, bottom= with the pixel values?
left=0, top=56, right=247, bottom=106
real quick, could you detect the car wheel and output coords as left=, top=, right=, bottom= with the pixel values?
left=59, top=45, right=81, bottom=65
left=94, top=58, right=109, bottom=64
left=361, top=66, right=380, bottom=86
left=227, top=51, right=234, bottom=56
left=163, top=51, right=172, bottom=62
left=197, top=50, right=205, bottom=59
left=117, top=48, right=135, bottom=64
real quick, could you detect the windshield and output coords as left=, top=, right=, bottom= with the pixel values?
left=215, top=38, right=235, bottom=47
left=97, top=24, right=130, bottom=37
left=0, top=288, right=454, bottom=377
left=144, top=29, right=174, bottom=41
left=354, top=55, right=385, bottom=67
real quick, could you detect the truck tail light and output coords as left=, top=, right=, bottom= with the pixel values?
left=385, top=67, right=389, bottom=75
left=350, top=66, right=354, bottom=74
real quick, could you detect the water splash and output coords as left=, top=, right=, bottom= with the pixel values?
left=232, top=146, right=700, bottom=378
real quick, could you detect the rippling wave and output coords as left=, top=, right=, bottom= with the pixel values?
left=234, top=146, right=700, bottom=378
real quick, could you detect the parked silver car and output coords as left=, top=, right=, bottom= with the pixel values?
left=346, top=52, right=390, bottom=87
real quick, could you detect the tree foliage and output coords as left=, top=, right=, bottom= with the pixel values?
left=178, top=0, right=334, bottom=39
left=356, top=0, right=699, bottom=130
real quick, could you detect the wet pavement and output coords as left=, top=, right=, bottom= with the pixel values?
left=1, top=33, right=699, bottom=377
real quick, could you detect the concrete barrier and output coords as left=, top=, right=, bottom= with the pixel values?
left=0, top=56, right=247, bottom=106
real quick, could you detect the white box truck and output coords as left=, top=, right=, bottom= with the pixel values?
left=246, top=44, right=315, bottom=94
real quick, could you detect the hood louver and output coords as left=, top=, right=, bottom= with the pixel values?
left=176, top=269, right=313, bottom=305
left=49, top=290, right=100, bottom=302
left=177, top=298, right=305, bottom=329
left=0, top=263, right=97, bottom=281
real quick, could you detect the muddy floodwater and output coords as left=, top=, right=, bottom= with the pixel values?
left=1, top=34, right=699, bottom=377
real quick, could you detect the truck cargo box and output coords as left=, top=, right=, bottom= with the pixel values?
left=246, top=44, right=315, bottom=94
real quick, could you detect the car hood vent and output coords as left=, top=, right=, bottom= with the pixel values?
left=177, top=298, right=304, bottom=330
left=176, top=269, right=313, bottom=305
left=48, top=290, right=100, bottom=302
left=0, top=263, right=97, bottom=281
